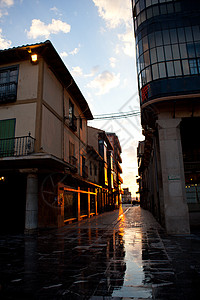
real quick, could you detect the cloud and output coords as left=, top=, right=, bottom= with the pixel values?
left=92, top=0, right=131, bottom=29
left=118, top=29, right=135, bottom=57
left=0, top=28, right=11, bottom=49
left=50, top=6, right=62, bottom=16
left=109, top=57, right=117, bottom=68
left=60, top=51, right=68, bottom=58
left=69, top=44, right=80, bottom=55
left=0, top=0, right=14, bottom=7
left=85, top=65, right=99, bottom=78
left=87, top=71, right=120, bottom=95
left=71, top=66, right=83, bottom=77
left=26, top=18, right=71, bottom=39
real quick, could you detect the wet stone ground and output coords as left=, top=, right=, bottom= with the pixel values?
left=1, top=205, right=200, bottom=299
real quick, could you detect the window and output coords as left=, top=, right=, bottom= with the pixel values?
left=177, top=28, right=186, bottom=43
left=152, top=64, right=159, bottom=80
left=157, top=46, right=164, bottom=62
left=185, top=27, right=193, bottom=43
left=155, top=31, right=163, bottom=47
left=167, top=61, right=175, bottom=77
left=69, top=100, right=77, bottom=131
left=180, top=44, right=188, bottom=59
left=195, top=42, right=200, bottom=57
left=0, top=66, right=18, bottom=103
left=158, top=62, right=166, bottom=78
left=164, top=45, right=172, bottom=60
left=189, top=59, right=198, bottom=74
left=150, top=48, right=157, bottom=64
left=174, top=60, right=182, bottom=76
left=182, top=60, right=190, bottom=75
left=172, top=44, right=180, bottom=59
left=163, top=30, right=170, bottom=44
left=187, top=43, right=196, bottom=58
left=170, top=29, right=178, bottom=44
left=192, top=26, right=200, bottom=42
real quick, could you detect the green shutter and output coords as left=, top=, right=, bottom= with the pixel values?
left=0, top=119, right=16, bottom=157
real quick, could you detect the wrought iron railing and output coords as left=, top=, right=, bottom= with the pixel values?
left=0, top=134, right=35, bottom=157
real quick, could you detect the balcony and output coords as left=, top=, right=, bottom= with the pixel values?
left=69, top=155, right=78, bottom=168
left=0, top=82, right=17, bottom=103
left=69, top=115, right=77, bottom=132
left=0, top=135, right=35, bottom=157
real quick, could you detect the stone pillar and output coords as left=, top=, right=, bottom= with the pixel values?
left=25, top=173, right=38, bottom=232
left=157, top=119, right=190, bottom=234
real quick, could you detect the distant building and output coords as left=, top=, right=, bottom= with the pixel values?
left=122, top=188, right=132, bottom=204
left=132, top=0, right=200, bottom=233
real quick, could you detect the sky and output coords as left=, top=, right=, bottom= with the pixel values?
left=0, top=0, right=143, bottom=196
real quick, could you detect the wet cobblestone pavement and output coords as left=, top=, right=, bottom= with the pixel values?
left=1, top=205, right=200, bottom=299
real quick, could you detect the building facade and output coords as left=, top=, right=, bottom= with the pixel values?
left=0, top=41, right=116, bottom=233
left=132, top=0, right=200, bottom=233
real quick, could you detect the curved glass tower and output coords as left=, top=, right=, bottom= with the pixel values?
left=132, top=0, right=200, bottom=107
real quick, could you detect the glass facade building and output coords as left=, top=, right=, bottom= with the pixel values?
left=132, top=0, right=200, bottom=105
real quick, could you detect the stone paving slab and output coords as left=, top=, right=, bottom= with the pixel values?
left=1, top=205, right=200, bottom=299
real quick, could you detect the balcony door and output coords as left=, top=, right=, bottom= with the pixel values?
left=0, top=118, right=16, bottom=157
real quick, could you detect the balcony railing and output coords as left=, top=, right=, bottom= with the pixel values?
left=0, top=135, right=35, bottom=157
left=0, top=82, right=17, bottom=103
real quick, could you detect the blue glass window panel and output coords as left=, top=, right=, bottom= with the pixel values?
left=185, top=27, right=193, bottom=42
left=153, top=6, right=159, bottom=16
left=158, top=62, right=166, bottom=78
left=166, top=61, right=175, bottom=77
left=195, top=42, right=200, bottom=57
left=197, top=59, right=200, bottom=73
left=182, top=60, right=190, bottom=75
left=150, top=48, right=157, bottom=63
left=138, top=39, right=143, bottom=56
left=140, top=0, right=145, bottom=11
left=160, top=4, right=167, bottom=14
left=143, top=35, right=149, bottom=52
left=146, top=0, right=151, bottom=7
left=148, top=33, right=155, bottom=48
left=187, top=43, right=196, bottom=58
left=152, top=64, right=159, bottom=80
left=146, top=66, right=152, bottom=83
left=152, top=0, right=158, bottom=4
left=144, top=50, right=150, bottom=67
left=174, top=60, right=182, bottom=76
left=157, top=46, right=164, bottom=61
left=192, top=26, right=200, bottom=42
left=189, top=59, right=198, bottom=74
left=170, top=29, right=178, bottom=44
left=177, top=28, right=186, bottom=43
left=179, top=44, right=188, bottom=59
left=172, top=44, right=180, bottom=59
left=155, top=31, right=163, bottom=46
left=164, top=45, right=172, bottom=60
left=163, top=30, right=170, bottom=44
left=146, top=7, right=153, bottom=19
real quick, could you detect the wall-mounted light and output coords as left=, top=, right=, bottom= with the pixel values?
left=31, top=54, right=38, bottom=64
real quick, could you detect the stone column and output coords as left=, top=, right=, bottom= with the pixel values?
left=25, top=173, right=38, bottom=232
left=157, top=118, right=190, bottom=234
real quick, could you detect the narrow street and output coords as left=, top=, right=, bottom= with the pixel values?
left=1, top=205, right=200, bottom=299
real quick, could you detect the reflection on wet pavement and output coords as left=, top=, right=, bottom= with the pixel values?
left=1, top=205, right=200, bottom=299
